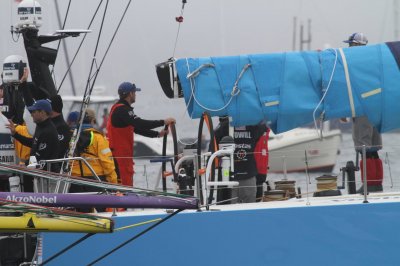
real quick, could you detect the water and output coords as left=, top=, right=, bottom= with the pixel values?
left=133, top=133, right=400, bottom=196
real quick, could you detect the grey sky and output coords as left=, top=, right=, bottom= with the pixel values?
left=0, top=0, right=397, bottom=135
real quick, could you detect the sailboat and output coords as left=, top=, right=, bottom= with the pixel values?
left=39, top=43, right=400, bottom=266
left=3, top=1, right=400, bottom=265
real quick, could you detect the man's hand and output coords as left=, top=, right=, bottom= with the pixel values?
left=158, top=128, right=169, bottom=138
left=20, top=68, right=29, bottom=83
left=164, top=117, right=176, bottom=125
left=6, top=119, right=16, bottom=135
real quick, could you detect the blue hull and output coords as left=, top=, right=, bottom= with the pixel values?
left=41, top=197, right=400, bottom=265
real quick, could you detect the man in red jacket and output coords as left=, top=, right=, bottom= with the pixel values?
left=107, top=82, right=175, bottom=186
left=254, top=127, right=270, bottom=201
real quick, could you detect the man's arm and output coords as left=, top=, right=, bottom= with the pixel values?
left=112, top=106, right=175, bottom=130
left=112, top=107, right=164, bottom=129
left=6, top=120, right=33, bottom=147
left=13, top=133, right=33, bottom=147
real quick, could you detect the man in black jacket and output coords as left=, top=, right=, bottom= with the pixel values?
left=214, top=117, right=266, bottom=203
left=49, top=95, right=71, bottom=165
left=6, top=100, right=59, bottom=192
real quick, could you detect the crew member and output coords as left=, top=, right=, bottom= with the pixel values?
left=343, top=32, right=383, bottom=193
left=71, top=108, right=117, bottom=191
left=50, top=95, right=72, bottom=163
left=6, top=99, right=59, bottom=191
left=214, top=117, right=266, bottom=203
left=254, top=127, right=270, bottom=201
left=232, top=124, right=266, bottom=203
left=107, top=82, right=175, bottom=186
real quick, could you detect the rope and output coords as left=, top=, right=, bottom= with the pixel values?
left=51, top=0, right=72, bottom=77
left=172, top=0, right=187, bottom=57
left=185, top=59, right=238, bottom=112
left=57, top=0, right=105, bottom=92
left=66, top=0, right=112, bottom=175
left=312, top=48, right=338, bottom=137
left=114, top=218, right=162, bottom=231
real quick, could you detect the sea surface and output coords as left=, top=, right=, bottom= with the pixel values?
left=133, top=133, right=400, bottom=196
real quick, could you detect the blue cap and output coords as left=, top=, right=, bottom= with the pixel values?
left=67, top=111, right=79, bottom=123
left=27, top=99, right=52, bottom=113
left=118, top=82, right=141, bottom=94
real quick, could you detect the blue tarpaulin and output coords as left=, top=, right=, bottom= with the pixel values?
left=176, top=42, right=400, bottom=133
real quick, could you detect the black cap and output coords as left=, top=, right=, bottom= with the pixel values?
left=49, top=95, right=63, bottom=113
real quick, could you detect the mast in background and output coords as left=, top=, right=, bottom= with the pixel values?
left=292, top=17, right=312, bottom=51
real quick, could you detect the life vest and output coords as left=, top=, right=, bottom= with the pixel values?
left=107, top=103, right=134, bottom=155
left=254, top=128, right=270, bottom=175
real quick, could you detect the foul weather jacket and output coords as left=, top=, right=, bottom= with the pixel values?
left=14, top=124, right=31, bottom=165
left=71, top=128, right=117, bottom=183
left=107, top=99, right=165, bottom=186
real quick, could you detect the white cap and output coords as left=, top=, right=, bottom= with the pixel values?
left=343, top=32, right=368, bottom=45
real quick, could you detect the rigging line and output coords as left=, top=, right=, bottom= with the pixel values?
left=55, top=0, right=72, bottom=53
left=172, top=0, right=187, bottom=57
left=57, top=0, right=105, bottom=93
left=68, top=0, right=110, bottom=162
left=53, top=0, right=77, bottom=96
left=312, top=48, right=338, bottom=137
left=96, top=0, right=133, bottom=72
left=40, top=233, right=95, bottom=266
left=87, top=209, right=184, bottom=265
left=114, top=218, right=162, bottom=231
left=82, top=0, right=110, bottom=101
left=67, top=0, right=133, bottom=163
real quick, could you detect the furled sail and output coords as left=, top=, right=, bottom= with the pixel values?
left=161, top=42, right=400, bottom=133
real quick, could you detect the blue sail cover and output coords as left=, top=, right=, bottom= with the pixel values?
left=175, top=42, right=400, bottom=133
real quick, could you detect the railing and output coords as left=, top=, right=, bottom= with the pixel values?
left=2, top=132, right=400, bottom=206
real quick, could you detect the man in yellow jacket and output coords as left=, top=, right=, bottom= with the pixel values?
left=71, top=109, right=118, bottom=187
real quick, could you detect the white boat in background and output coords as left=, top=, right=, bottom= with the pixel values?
left=268, top=128, right=342, bottom=173
left=134, top=127, right=342, bottom=174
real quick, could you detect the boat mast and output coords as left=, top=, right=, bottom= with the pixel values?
left=300, top=19, right=312, bottom=51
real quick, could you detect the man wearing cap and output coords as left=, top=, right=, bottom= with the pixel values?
left=6, top=99, right=59, bottom=192
left=67, top=111, right=80, bottom=129
left=343, top=32, right=383, bottom=193
left=71, top=108, right=117, bottom=193
left=107, top=82, right=176, bottom=186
